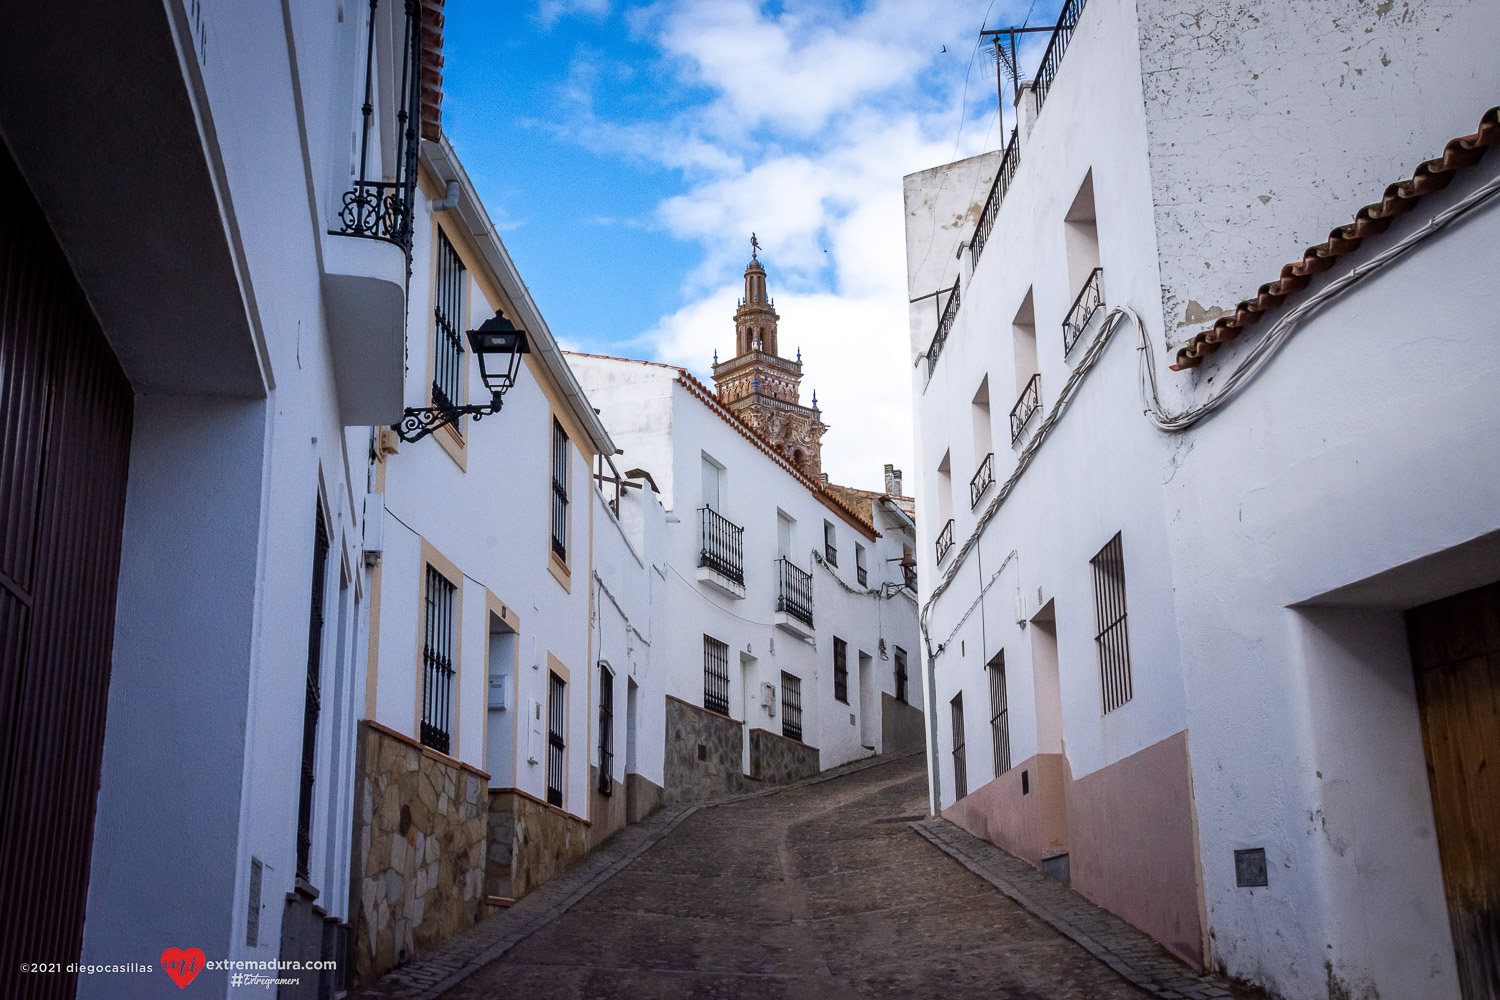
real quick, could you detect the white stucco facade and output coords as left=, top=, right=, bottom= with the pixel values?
left=903, top=1, right=1499, bottom=997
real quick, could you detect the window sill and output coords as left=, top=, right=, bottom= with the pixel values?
left=548, top=550, right=571, bottom=593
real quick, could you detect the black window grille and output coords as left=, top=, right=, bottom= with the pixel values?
left=597, top=665, right=614, bottom=795
left=1010, top=372, right=1041, bottom=442
left=781, top=672, right=803, bottom=742
left=551, top=419, right=569, bottom=560
left=856, top=543, right=868, bottom=587
left=432, top=230, right=466, bottom=410
left=824, top=520, right=837, bottom=565
left=926, top=277, right=961, bottom=377
left=951, top=694, right=968, bottom=800
left=989, top=654, right=1011, bottom=777
left=1092, top=532, right=1133, bottom=713
left=936, top=518, right=955, bottom=564
left=894, top=646, right=909, bottom=704
left=1063, top=266, right=1104, bottom=356
left=971, top=452, right=995, bottom=509
left=777, top=557, right=814, bottom=628
left=703, top=636, right=731, bottom=716
left=421, top=565, right=455, bottom=755
left=833, top=636, right=849, bottom=704
left=295, top=506, right=330, bottom=882
left=547, top=671, right=566, bottom=806
left=698, top=506, right=745, bottom=585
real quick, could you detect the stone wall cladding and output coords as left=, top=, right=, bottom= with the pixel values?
left=352, top=722, right=488, bottom=986
left=624, top=773, right=665, bottom=824
left=881, top=693, right=925, bottom=753
left=663, top=695, right=755, bottom=805
left=748, top=728, right=820, bottom=785
left=588, top=769, right=628, bottom=850
left=486, top=790, right=590, bottom=901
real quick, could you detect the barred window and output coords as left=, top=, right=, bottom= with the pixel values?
left=1091, top=532, right=1133, bottom=713
left=547, top=671, right=566, bottom=807
left=855, top=542, right=868, bottom=587
left=833, top=636, right=848, bottom=704
left=597, top=665, right=614, bottom=795
left=950, top=693, right=968, bottom=800
left=703, top=635, right=730, bottom=716
left=421, top=566, right=456, bottom=756
left=989, top=653, right=1011, bottom=777
left=433, top=230, right=466, bottom=410
left=296, top=507, right=330, bottom=881
left=781, top=672, right=803, bottom=742
left=551, top=418, right=569, bottom=561
left=894, top=646, right=909, bottom=704
left=824, top=520, right=837, bottom=565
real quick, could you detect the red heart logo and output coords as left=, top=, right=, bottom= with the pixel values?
left=160, top=948, right=206, bottom=989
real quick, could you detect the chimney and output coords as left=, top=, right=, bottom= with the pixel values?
left=884, top=464, right=903, bottom=496
left=818, top=472, right=829, bottom=485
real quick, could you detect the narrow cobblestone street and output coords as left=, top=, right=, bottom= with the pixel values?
left=438, top=755, right=1198, bottom=999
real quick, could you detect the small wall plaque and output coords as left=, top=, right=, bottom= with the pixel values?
left=1235, top=848, right=1268, bottom=888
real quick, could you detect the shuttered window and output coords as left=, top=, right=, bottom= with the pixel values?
left=1091, top=532, right=1133, bottom=713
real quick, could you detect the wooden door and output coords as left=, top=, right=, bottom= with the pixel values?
left=1407, top=580, right=1500, bottom=1000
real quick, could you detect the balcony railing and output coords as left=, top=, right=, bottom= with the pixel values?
left=777, top=558, right=814, bottom=628
left=970, top=453, right=995, bottom=509
left=969, top=128, right=1021, bottom=269
left=332, top=0, right=423, bottom=254
left=1010, top=373, right=1041, bottom=442
left=1034, top=0, right=1088, bottom=112
left=856, top=564, right=868, bottom=587
left=1062, top=267, right=1104, bottom=355
left=936, top=518, right=956, bottom=564
left=699, top=506, right=744, bottom=586
left=926, top=278, right=961, bottom=377
left=903, top=563, right=918, bottom=592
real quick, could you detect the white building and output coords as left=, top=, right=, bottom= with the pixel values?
left=568, top=255, right=924, bottom=803
left=0, top=2, right=446, bottom=998
left=903, top=1, right=1499, bottom=997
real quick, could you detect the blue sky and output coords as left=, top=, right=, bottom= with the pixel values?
left=441, top=0, right=1059, bottom=488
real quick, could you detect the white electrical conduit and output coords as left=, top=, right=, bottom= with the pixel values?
left=920, top=169, right=1500, bottom=656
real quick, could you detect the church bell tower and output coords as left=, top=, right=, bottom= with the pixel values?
left=711, top=237, right=828, bottom=478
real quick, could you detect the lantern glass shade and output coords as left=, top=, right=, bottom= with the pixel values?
left=467, top=313, right=530, bottom=396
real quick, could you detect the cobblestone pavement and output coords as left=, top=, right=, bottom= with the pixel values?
left=438, top=753, right=1207, bottom=999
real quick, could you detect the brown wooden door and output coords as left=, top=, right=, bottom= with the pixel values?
left=0, top=140, right=134, bottom=1000
left=1408, top=580, right=1500, bottom=1000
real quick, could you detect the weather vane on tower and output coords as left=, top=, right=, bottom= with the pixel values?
left=750, top=232, right=760, bottom=260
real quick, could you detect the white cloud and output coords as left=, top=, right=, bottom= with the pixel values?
left=537, top=0, right=610, bottom=29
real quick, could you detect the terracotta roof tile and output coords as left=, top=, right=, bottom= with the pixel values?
left=1173, top=106, right=1499, bottom=370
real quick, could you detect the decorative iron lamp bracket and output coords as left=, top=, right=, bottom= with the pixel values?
left=395, top=313, right=530, bottom=444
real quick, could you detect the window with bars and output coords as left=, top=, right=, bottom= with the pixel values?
left=551, top=418, right=569, bottom=561
left=833, top=636, right=848, bottom=704
left=855, top=542, right=868, bottom=587
left=894, top=646, right=909, bottom=704
left=547, top=671, right=566, bottom=807
left=432, top=230, right=466, bottom=411
left=950, top=693, right=968, bottom=800
left=597, top=664, right=614, bottom=795
left=421, top=566, right=456, bottom=755
left=296, top=506, right=330, bottom=882
left=1091, top=531, right=1133, bottom=713
left=703, top=635, right=730, bottom=716
left=989, top=653, right=1011, bottom=777
left=781, top=672, right=803, bottom=742
left=823, top=520, right=837, bottom=565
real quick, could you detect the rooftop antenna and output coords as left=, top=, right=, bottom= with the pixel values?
left=979, top=21, right=1055, bottom=136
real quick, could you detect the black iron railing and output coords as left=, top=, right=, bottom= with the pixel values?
left=926, top=278, right=961, bottom=377
left=332, top=0, right=423, bottom=253
left=833, top=637, right=849, bottom=704
left=777, top=558, right=814, bottom=628
left=856, top=561, right=868, bottom=587
left=597, top=666, right=614, bottom=795
left=1010, top=373, right=1041, bottom=442
left=421, top=566, right=455, bottom=756
left=903, top=563, right=918, bottom=592
left=781, top=672, right=803, bottom=742
left=894, top=647, right=909, bottom=704
left=970, top=452, right=995, bottom=509
left=1063, top=267, right=1104, bottom=355
left=936, top=518, right=955, bottom=564
left=969, top=129, right=1021, bottom=269
left=704, top=636, right=731, bottom=716
left=547, top=672, right=566, bottom=806
left=296, top=508, right=330, bottom=882
left=951, top=694, right=968, bottom=799
left=699, top=506, right=744, bottom=585
left=1034, top=0, right=1088, bottom=112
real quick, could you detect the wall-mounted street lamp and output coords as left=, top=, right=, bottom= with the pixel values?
left=396, top=312, right=531, bottom=443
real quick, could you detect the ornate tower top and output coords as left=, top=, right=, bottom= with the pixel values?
left=711, top=241, right=828, bottom=478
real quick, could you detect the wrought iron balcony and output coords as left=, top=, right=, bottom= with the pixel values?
left=903, top=563, right=918, bottom=592
left=926, top=278, right=961, bottom=377
left=1010, top=373, right=1041, bottom=443
left=1062, top=267, right=1103, bottom=355
left=336, top=180, right=414, bottom=250
left=699, top=506, right=745, bottom=586
left=970, top=453, right=995, bottom=509
left=936, top=518, right=956, bottom=564
left=969, top=129, right=1020, bottom=269
left=1034, top=0, right=1088, bottom=112
left=777, top=558, right=814, bottom=628
left=857, top=564, right=868, bottom=587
